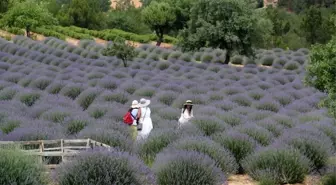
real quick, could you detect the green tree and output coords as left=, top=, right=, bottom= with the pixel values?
left=300, top=6, right=323, bottom=44
left=265, top=7, right=291, bottom=47
left=0, top=0, right=58, bottom=37
left=178, top=0, right=257, bottom=64
left=0, top=0, right=10, bottom=15
left=102, top=37, right=137, bottom=67
left=304, top=37, right=336, bottom=118
left=58, top=0, right=106, bottom=29
left=142, top=2, right=176, bottom=46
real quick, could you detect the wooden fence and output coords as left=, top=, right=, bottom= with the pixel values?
left=0, top=139, right=111, bottom=169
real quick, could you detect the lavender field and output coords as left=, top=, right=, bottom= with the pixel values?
left=0, top=36, right=335, bottom=184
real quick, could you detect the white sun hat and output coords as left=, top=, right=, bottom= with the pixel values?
left=139, top=98, right=151, bottom=107
left=131, top=100, right=139, bottom=108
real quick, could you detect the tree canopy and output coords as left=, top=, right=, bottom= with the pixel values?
left=142, top=1, right=176, bottom=46
left=305, top=37, right=336, bottom=117
left=102, top=38, right=137, bottom=67
left=0, top=0, right=58, bottom=37
left=178, top=0, right=257, bottom=63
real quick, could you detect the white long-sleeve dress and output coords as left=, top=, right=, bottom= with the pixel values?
left=137, top=107, right=153, bottom=139
left=178, top=109, right=194, bottom=127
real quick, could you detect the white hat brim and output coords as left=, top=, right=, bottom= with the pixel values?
left=139, top=100, right=150, bottom=107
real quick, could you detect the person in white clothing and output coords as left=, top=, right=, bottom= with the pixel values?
left=178, top=100, right=194, bottom=127
left=137, top=98, right=153, bottom=139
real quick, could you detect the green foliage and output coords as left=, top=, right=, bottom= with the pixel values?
left=32, top=27, right=66, bottom=40
left=102, top=37, right=137, bottom=67
left=305, top=37, right=336, bottom=117
left=0, top=120, right=20, bottom=134
left=321, top=172, right=336, bottom=185
left=179, top=0, right=256, bottom=63
left=300, top=6, right=323, bottom=45
left=0, top=147, right=47, bottom=185
left=142, top=1, right=176, bottom=46
left=57, top=0, right=106, bottom=29
left=107, top=8, right=151, bottom=34
left=0, top=0, right=58, bottom=37
left=19, top=92, right=41, bottom=107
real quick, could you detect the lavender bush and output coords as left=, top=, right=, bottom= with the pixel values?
left=56, top=148, right=156, bottom=185
left=152, top=150, right=226, bottom=185
left=242, top=147, right=310, bottom=184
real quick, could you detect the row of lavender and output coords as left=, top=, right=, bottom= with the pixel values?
left=0, top=36, right=335, bottom=184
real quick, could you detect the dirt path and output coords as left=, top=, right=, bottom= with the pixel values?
left=227, top=175, right=320, bottom=185
left=0, top=30, right=16, bottom=39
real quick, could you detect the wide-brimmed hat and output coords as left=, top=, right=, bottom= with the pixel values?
left=139, top=98, right=151, bottom=107
left=183, top=100, right=193, bottom=106
left=131, top=100, right=139, bottom=108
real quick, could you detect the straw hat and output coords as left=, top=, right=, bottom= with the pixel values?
left=131, top=100, right=139, bottom=108
left=183, top=100, right=193, bottom=106
left=139, top=98, right=151, bottom=107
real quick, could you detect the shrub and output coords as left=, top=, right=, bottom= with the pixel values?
left=60, top=84, right=85, bottom=100
left=41, top=109, right=71, bottom=124
left=76, top=88, right=101, bottom=110
left=212, top=131, right=259, bottom=173
left=156, top=91, right=178, bottom=106
left=201, top=53, right=214, bottom=63
left=321, top=172, right=336, bottom=185
left=78, top=129, right=133, bottom=152
left=66, top=119, right=88, bottom=135
left=0, top=86, right=20, bottom=100
left=255, top=99, right=280, bottom=112
left=103, top=91, right=129, bottom=104
left=236, top=123, right=274, bottom=146
left=0, top=119, right=21, bottom=134
left=231, top=94, right=253, bottom=107
left=152, top=150, right=226, bottom=185
left=157, top=61, right=171, bottom=70
left=260, top=55, right=275, bottom=66
left=98, top=79, right=119, bottom=90
left=277, top=128, right=333, bottom=172
left=230, top=55, right=244, bottom=65
left=284, top=61, right=300, bottom=70
left=56, top=148, right=155, bottom=185
left=135, top=87, right=156, bottom=98
left=0, top=147, right=47, bottom=185
left=19, top=92, right=41, bottom=107
left=191, top=116, right=229, bottom=136
left=242, top=147, right=310, bottom=184
left=168, top=136, right=238, bottom=174
left=217, top=111, right=242, bottom=126
left=157, top=107, right=179, bottom=121
left=136, top=129, right=179, bottom=166
left=248, top=90, right=265, bottom=101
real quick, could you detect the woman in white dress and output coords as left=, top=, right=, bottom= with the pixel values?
left=178, top=100, right=194, bottom=127
left=137, top=98, right=153, bottom=139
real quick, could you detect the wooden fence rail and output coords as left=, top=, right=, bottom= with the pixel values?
left=0, top=138, right=111, bottom=169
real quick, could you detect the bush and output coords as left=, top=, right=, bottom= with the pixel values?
left=0, top=119, right=21, bottom=134
left=76, top=88, right=101, bottom=110
left=255, top=99, right=280, bottom=112
left=212, top=131, right=259, bottom=173
left=277, top=128, right=333, bottom=172
left=260, top=55, right=275, bottom=66
left=191, top=117, right=229, bottom=136
left=168, top=136, right=238, bottom=174
left=152, top=150, right=226, bottom=185
left=60, top=84, right=85, bottom=100
left=230, top=55, right=244, bottom=65
left=237, top=124, right=274, bottom=146
left=45, top=82, right=64, bottom=94
left=19, top=92, right=41, bottom=106
left=0, top=147, right=47, bottom=185
left=242, top=148, right=310, bottom=184
left=56, top=148, right=156, bottom=185
left=321, top=173, right=336, bottom=185
left=284, top=61, right=300, bottom=70
left=77, top=129, right=133, bottom=152
left=136, top=129, right=179, bottom=166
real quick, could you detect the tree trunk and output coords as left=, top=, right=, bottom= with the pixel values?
left=155, top=28, right=163, bottom=46
left=122, top=60, right=128, bottom=67
left=224, top=52, right=231, bottom=64
left=26, top=25, right=30, bottom=38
